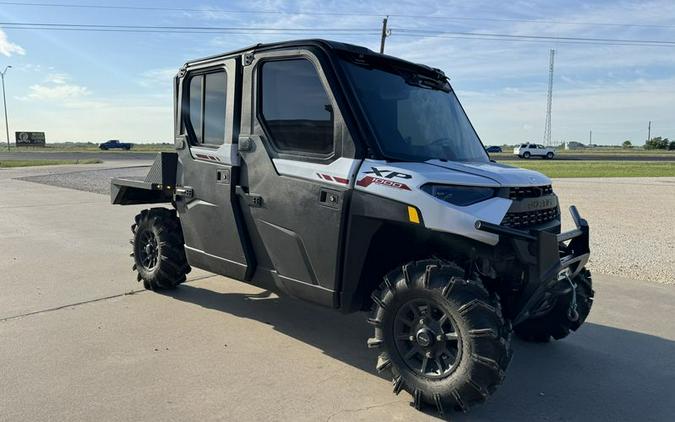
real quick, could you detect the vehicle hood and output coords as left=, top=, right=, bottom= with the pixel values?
left=425, top=159, right=551, bottom=187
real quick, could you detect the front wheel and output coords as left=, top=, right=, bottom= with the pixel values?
left=368, top=260, right=511, bottom=414
left=523, top=151, right=531, bottom=158
left=514, top=268, right=594, bottom=342
left=546, top=152, right=554, bottom=159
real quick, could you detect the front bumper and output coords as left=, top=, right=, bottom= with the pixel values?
left=475, top=206, right=590, bottom=325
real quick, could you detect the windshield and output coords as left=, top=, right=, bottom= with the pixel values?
left=342, top=60, right=488, bottom=163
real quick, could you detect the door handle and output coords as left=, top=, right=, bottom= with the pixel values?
left=319, top=188, right=340, bottom=209
left=236, top=186, right=263, bottom=208
left=175, top=186, right=194, bottom=198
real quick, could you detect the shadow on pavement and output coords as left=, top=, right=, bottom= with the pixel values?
left=166, top=284, right=675, bottom=421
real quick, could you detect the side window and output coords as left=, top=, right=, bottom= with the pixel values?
left=188, top=77, right=202, bottom=144
left=260, top=59, right=334, bottom=155
left=185, top=70, right=227, bottom=146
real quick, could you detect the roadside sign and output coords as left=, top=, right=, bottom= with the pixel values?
left=15, top=131, right=46, bottom=146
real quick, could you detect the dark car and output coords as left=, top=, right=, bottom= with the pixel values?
left=485, top=145, right=503, bottom=153
left=99, top=140, right=133, bottom=150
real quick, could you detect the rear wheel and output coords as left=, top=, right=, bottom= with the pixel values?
left=523, top=151, right=531, bottom=158
left=368, top=260, right=511, bottom=414
left=546, top=152, right=554, bottom=159
left=131, top=208, right=190, bottom=290
left=515, top=268, right=593, bottom=342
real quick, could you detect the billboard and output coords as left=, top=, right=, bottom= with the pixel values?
left=15, top=131, right=46, bottom=146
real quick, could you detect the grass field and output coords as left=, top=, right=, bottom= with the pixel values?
left=500, top=160, right=675, bottom=178
left=0, top=159, right=102, bottom=168
left=490, top=151, right=674, bottom=161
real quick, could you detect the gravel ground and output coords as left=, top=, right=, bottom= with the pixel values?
left=18, top=166, right=675, bottom=284
left=18, top=166, right=150, bottom=195
left=555, top=177, right=675, bottom=284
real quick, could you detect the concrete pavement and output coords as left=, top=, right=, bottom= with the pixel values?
left=1, top=164, right=674, bottom=421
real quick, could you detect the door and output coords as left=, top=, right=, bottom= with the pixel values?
left=237, top=50, right=359, bottom=307
left=174, top=57, right=252, bottom=281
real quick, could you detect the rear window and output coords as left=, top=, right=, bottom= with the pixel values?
left=185, top=70, right=227, bottom=146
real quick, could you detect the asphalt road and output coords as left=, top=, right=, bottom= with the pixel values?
left=0, top=151, right=157, bottom=161
left=2, top=164, right=674, bottom=421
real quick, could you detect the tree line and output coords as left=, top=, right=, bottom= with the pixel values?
left=622, top=137, right=675, bottom=150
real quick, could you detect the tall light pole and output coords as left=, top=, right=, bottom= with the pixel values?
left=1, top=65, right=11, bottom=151
left=543, top=49, right=555, bottom=147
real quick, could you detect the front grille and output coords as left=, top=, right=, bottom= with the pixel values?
left=502, top=206, right=560, bottom=228
left=509, top=185, right=553, bottom=200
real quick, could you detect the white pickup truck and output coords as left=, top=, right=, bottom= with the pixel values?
left=513, top=143, right=556, bottom=159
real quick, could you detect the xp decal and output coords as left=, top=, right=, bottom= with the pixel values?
left=364, top=167, right=412, bottom=180
left=356, top=167, right=413, bottom=190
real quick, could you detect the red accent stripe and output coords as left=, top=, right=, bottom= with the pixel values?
left=356, top=175, right=374, bottom=187
left=333, top=176, right=349, bottom=185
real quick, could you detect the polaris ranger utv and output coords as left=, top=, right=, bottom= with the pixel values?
left=111, top=40, right=593, bottom=414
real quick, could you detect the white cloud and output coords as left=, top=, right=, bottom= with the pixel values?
left=27, top=83, right=90, bottom=100
left=46, top=73, right=70, bottom=84
left=138, top=68, right=177, bottom=87
left=0, top=29, right=25, bottom=56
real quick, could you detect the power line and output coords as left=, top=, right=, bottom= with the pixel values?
left=394, top=29, right=675, bottom=46
left=1, top=1, right=675, bottom=30
left=2, top=21, right=674, bottom=48
left=392, top=32, right=675, bottom=48
left=0, top=22, right=377, bottom=32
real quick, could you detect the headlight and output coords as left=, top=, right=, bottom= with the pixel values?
left=421, top=184, right=496, bottom=206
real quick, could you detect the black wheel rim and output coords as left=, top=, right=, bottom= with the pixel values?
left=393, top=299, right=462, bottom=379
left=138, top=230, right=159, bottom=271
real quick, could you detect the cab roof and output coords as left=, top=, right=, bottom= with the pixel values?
left=182, top=39, right=445, bottom=79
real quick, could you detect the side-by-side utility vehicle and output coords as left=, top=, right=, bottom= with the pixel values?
left=111, top=40, right=593, bottom=415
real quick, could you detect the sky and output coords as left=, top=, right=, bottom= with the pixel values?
left=0, top=0, right=674, bottom=145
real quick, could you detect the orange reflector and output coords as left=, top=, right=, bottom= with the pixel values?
left=407, top=206, right=420, bottom=224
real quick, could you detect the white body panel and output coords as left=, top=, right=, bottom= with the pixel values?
left=265, top=156, right=553, bottom=246
left=354, top=159, right=554, bottom=245
left=272, top=157, right=360, bottom=187
left=191, top=144, right=240, bottom=166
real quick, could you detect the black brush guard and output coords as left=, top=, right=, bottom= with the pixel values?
left=475, top=206, right=590, bottom=325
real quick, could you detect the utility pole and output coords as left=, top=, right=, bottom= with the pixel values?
left=589, top=130, right=592, bottom=145
left=1, top=66, right=11, bottom=152
left=647, top=120, right=651, bottom=142
left=379, top=16, right=389, bottom=54
left=543, top=49, right=555, bottom=147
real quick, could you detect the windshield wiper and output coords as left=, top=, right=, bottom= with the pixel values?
left=403, top=73, right=450, bottom=92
